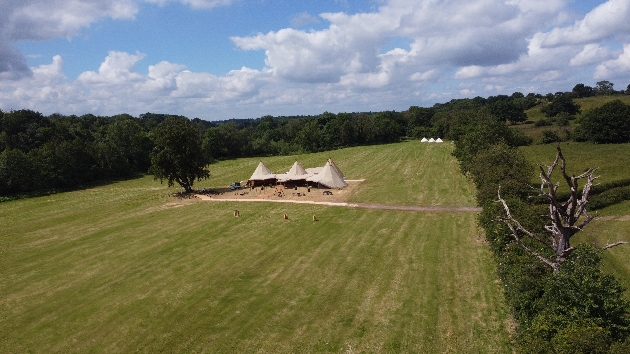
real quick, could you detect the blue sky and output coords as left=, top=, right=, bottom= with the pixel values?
left=1, top=0, right=629, bottom=120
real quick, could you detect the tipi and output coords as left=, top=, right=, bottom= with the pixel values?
left=435, top=138, right=443, bottom=143
left=278, top=161, right=309, bottom=182
left=248, top=161, right=276, bottom=186
left=307, top=161, right=347, bottom=189
left=428, top=138, right=436, bottom=142
left=421, top=137, right=428, bottom=142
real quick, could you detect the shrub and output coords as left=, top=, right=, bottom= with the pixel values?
left=551, top=326, right=611, bottom=354
left=540, top=130, right=561, bottom=144
left=589, top=186, right=630, bottom=210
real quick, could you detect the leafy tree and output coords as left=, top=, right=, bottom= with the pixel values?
left=572, top=83, right=594, bottom=98
left=372, top=111, right=404, bottom=144
left=295, top=119, right=322, bottom=152
left=404, top=106, right=435, bottom=132
left=451, top=112, right=532, bottom=174
left=0, top=149, right=35, bottom=194
left=579, top=100, right=630, bottom=143
left=527, top=245, right=630, bottom=343
left=540, top=130, right=561, bottom=144
left=595, top=80, right=615, bottom=95
left=468, top=143, right=533, bottom=205
left=541, top=94, right=581, bottom=118
left=488, top=99, right=527, bottom=124
left=149, top=116, right=209, bottom=193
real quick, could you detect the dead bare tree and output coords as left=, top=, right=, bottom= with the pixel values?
left=497, top=145, right=627, bottom=271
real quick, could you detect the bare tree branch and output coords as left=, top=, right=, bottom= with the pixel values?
left=603, top=241, right=629, bottom=250
left=496, top=145, right=626, bottom=270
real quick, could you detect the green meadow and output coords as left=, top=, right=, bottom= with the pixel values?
left=0, top=141, right=510, bottom=353
left=514, top=95, right=630, bottom=143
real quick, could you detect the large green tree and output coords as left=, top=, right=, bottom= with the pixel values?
left=541, top=94, right=581, bottom=118
left=579, top=100, right=630, bottom=143
left=149, top=116, right=209, bottom=193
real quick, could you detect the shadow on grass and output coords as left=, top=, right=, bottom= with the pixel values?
left=0, top=173, right=148, bottom=203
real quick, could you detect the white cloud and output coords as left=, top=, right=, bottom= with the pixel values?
left=569, top=44, right=614, bottom=66
left=78, top=51, right=146, bottom=84
left=594, top=44, right=630, bottom=80
left=2, top=0, right=630, bottom=119
left=540, top=0, right=630, bottom=47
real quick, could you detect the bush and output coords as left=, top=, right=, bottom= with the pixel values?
left=610, top=338, right=630, bottom=354
left=551, top=326, right=611, bottom=354
left=589, top=186, right=630, bottom=210
left=540, top=130, right=561, bottom=144
left=534, top=119, right=553, bottom=127
left=528, top=245, right=630, bottom=342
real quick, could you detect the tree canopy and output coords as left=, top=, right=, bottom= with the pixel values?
left=579, top=100, right=630, bottom=144
left=149, top=116, right=209, bottom=193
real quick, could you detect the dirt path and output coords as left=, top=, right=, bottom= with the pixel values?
left=193, top=194, right=481, bottom=212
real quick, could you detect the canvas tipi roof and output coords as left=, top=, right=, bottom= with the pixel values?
left=327, top=158, right=344, bottom=179
left=421, top=137, right=428, bottom=142
left=435, top=138, right=443, bottom=143
left=278, top=161, right=309, bottom=181
left=249, top=161, right=276, bottom=181
left=428, top=138, right=436, bottom=142
left=307, top=161, right=347, bottom=188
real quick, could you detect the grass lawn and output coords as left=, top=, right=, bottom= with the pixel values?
left=521, top=142, right=630, bottom=184
left=574, top=200, right=630, bottom=297
left=203, top=140, right=476, bottom=207
left=0, top=141, right=510, bottom=353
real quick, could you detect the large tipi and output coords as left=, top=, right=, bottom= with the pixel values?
left=277, top=161, right=309, bottom=184
left=307, top=160, right=347, bottom=189
left=248, top=161, right=276, bottom=186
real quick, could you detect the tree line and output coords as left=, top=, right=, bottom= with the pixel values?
left=444, top=109, right=630, bottom=352
left=2, top=81, right=629, bottom=197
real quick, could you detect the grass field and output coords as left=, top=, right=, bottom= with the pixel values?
left=521, top=142, right=630, bottom=184
left=0, top=141, right=511, bottom=353
left=203, top=141, right=476, bottom=207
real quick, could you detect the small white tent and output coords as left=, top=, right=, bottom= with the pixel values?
left=436, top=138, right=443, bottom=143
left=307, top=161, right=347, bottom=189
left=421, top=137, right=428, bottom=142
left=428, top=138, right=436, bottom=142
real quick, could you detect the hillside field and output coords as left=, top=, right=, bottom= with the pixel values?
left=514, top=95, right=630, bottom=143
left=0, top=141, right=511, bottom=353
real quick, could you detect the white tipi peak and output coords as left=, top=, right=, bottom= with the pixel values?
left=428, top=138, right=436, bottom=142
left=420, top=137, right=428, bottom=142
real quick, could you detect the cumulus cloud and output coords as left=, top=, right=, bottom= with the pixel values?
left=232, top=0, right=570, bottom=88
left=0, top=0, right=235, bottom=80
left=594, top=44, right=630, bottom=80
left=78, top=51, right=146, bottom=84
left=2, top=0, right=630, bottom=119
left=569, top=44, right=614, bottom=66
left=540, top=0, right=630, bottom=47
